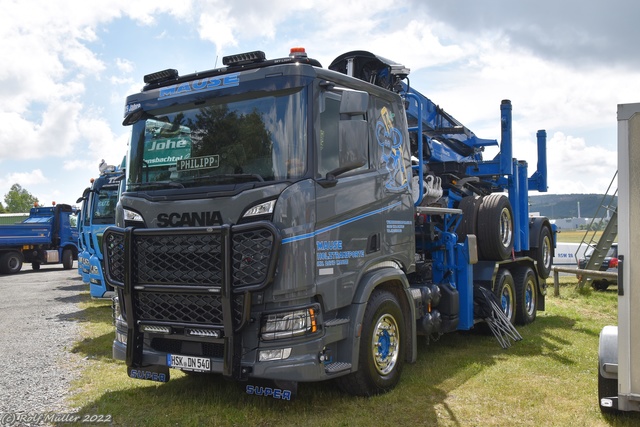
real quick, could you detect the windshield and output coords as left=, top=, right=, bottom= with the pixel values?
left=91, top=186, right=118, bottom=224
left=127, top=87, right=307, bottom=190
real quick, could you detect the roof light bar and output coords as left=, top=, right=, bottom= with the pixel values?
left=144, top=69, right=179, bottom=84
left=223, top=51, right=266, bottom=67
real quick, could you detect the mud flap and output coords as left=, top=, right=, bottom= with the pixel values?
left=127, top=365, right=170, bottom=383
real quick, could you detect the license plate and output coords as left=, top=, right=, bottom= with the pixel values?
left=167, top=354, right=211, bottom=372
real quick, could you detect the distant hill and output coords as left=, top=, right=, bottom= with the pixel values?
left=529, top=194, right=617, bottom=219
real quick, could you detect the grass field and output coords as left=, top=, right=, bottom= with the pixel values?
left=66, top=276, right=640, bottom=427
left=556, top=229, right=607, bottom=244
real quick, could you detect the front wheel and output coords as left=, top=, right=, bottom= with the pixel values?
left=337, top=290, right=405, bottom=396
left=62, top=249, right=73, bottom=270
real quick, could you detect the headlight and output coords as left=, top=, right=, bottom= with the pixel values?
left=243, top=200, right=275, bottom=218
left=124, top=208, right=144, bottom=222
left=260, top=307, right=318, bottom=341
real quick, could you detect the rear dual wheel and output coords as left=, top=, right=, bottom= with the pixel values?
left=531, top=225, right=553, bottom=279
left=514, top=267, right=538, bottom=325
left=0, top=251, right=23, bottom=274
left=494, top=269, right=516, bottom=324
left=495, top=267, right=539, bottom=325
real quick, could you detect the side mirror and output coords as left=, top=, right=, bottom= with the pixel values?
left=340, top=89, right=368, bottom=116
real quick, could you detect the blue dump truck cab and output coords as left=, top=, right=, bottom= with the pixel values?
left=0, top=204, right=78, bottom=274
left=104, top=48, right=553, bottom=396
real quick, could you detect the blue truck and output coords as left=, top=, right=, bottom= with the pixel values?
left=103, top=48, right=554, bottom=396
left=76, top=162, right=124, bottom=297
left=77, top=188, right=91, bottom=283
left=0, top=204, right=79, bottom=274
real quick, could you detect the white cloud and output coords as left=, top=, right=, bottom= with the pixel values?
left=545, top=132, right=617, bottom=194
left=0, top=170, right=47, bottom=193
left=115, top=58, right=134, bottom=74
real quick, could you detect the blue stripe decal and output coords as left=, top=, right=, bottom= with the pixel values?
left=281, top=201, right=403, bottom=244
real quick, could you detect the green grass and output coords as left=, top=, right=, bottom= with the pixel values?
left=557, top=230, right=597, bottom=243
left=66, top=278, right=640, bottom=426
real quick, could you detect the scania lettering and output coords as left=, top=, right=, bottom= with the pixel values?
left=156, top=211, right=223, bottom=227
left=104, top=48, right=555, bottom=396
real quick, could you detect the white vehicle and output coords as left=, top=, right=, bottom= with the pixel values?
left=598, top=103, right=640, bottom=413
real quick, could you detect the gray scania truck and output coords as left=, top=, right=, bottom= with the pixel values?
left=103, top=48, right=554, bottom=396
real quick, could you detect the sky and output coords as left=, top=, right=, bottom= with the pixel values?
left=1, top=0, right=637, bottom=210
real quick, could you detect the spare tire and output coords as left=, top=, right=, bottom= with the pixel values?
left=477, top=194, right=514, bottom=260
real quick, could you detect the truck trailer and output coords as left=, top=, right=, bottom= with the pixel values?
left=598, top=102, right=640, bottom=413
left=0, top=204, right=78, bottom=274
left=103, top=48, right=554, bottom=396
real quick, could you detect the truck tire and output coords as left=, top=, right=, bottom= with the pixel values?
left=592, top=281, right=610, bottom=292
left=337, top=290, right=405, bottom=396
left=62, top=249, right=73, bottom=270
left=494, top=269, right=516, bottom=324
left=598, top=370, right=618, bottom=414
left=477, top=194, right=514, bottom=260
left=0, top=251, right=24, bottom=275
left=514, top=267, right=537, bottom=325
left=532, top=225, right=553, bottom=279
left=457, top=195, right=481, bottom=243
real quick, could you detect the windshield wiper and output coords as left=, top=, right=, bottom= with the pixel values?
left=129, top=181, right=185, bottom=190
left=181, top=173, right=265, bottom=185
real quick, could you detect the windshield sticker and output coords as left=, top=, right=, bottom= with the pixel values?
left=377, top=106, right=409, bottom=192
left=144, top=120, right=192, bottom=167
left=158, top=73, right=240, bottom=100
left=177, top=155, right=220, bottom=172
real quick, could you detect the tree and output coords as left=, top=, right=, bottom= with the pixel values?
left=4, top=184, right=39, bottom=213
left=0, top=202, right=5, bottom=213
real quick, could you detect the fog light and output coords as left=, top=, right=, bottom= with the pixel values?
left=187, top=329, right=221, bottom=338
left=141, top=325, right=171, bottom=334
left=258, top=348, right=292, bottom=362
